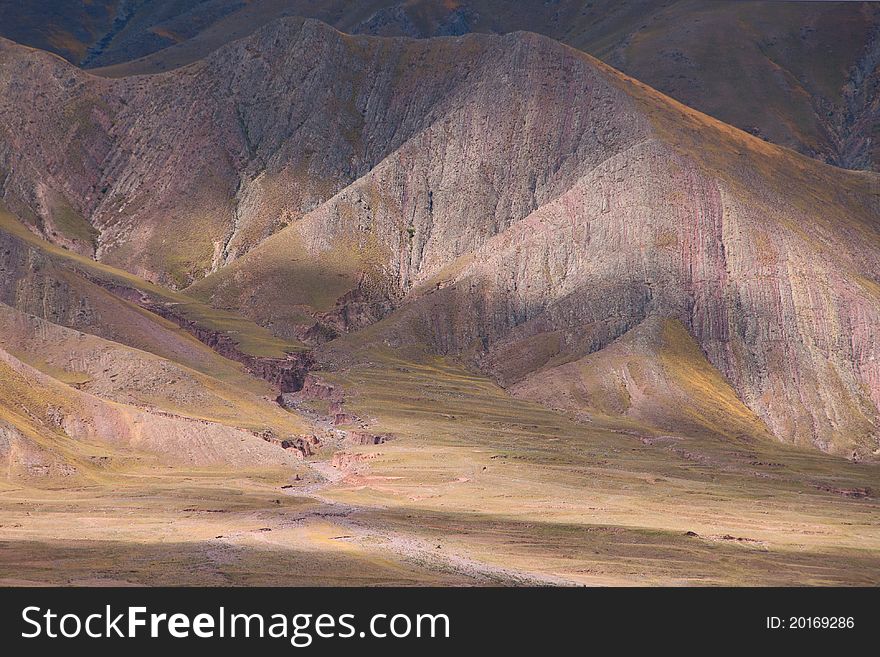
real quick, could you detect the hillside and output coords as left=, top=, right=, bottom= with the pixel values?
left=0, top=15, right=878, bottom=586
left=2, top=1, right=877, bottom=171
left=179, top=20, right=880, bottom=458
left=0, top=199, right=319, bottom=478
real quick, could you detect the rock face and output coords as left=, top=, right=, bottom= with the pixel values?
left=3, top=2, right=878, bottom=172
left=381, top=129, right=880, bottom=456
left=345, top=431, right=393, bottom=446
left=0, top=17, right=879, bottom=458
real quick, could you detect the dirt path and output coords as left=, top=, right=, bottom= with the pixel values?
left=283, top=456, right=576, bottom=586
left=274, top=387, right=576, bottom=584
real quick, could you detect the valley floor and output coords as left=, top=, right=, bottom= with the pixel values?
left=2, top=353, right=878, bottom=586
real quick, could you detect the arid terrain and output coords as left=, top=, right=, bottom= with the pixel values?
left=3, top=1, right=879, bottom=171
left=0, top=3, right=878, bottom=586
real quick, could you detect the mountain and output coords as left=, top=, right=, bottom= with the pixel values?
left=0, top=15, right=878, bottom=585
left=2, top=1, right=878, bottom=172
left=3, top=13, right=880, bottom=455
left=199, top=23, right=877, bottom=459
left=4, top=16, right=866, bottom=458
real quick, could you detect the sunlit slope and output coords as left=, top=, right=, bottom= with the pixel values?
left=379, top=131, right=880, bottom=456
left=295, top=93, right=879, bottom=457
left=306, top=347, right=880, bottom=585
left=187, top=26, right=653, bottom=340
left=0, top=205, right=314, bottom=476
left=0, top=204, right=302, bottom=363
left=0, top=304, right=306, bottom=437
left=510, top=317, right=774, bottom=443
left=0, top=346, right=306, bottom=484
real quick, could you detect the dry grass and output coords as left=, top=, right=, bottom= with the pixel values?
left=309, top=345, right=880, bottom=585
left=0, top=476, right=472, bottom=586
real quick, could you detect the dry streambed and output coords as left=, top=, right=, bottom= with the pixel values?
left=287, top=458, right=578, bottom=586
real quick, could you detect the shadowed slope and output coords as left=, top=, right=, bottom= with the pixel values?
left=0, top=0, right=120, bottom=64
left=510, top=317, right=773, bottom=443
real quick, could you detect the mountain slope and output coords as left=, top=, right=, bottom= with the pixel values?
left=2, top=21, right=532, bottom=285
left=0, top=0, right=120, bottom=64
left=0, top=344, right=305, bottom=482
left=509, top=317, right=775, bottom=443
left=0, top=18, right=653, bottom=289
left=0, top=203, right=302, bottom=365
left=181, top=24, right=880, bottom=457
left=0, top=200, right=320, bottom=480
left=3, top=18, right=879, bottom=455
left=4, top=1, right=876, bottom=171
left=373, top=103, right=880, bottom=456
left=0, top=303, right=304, bottom=438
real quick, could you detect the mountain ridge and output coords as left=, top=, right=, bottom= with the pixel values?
left=3, top=16, right=880, bottom=456
left=3, top=1, right=877, bottom=171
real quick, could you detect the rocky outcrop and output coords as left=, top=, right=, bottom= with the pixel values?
left=344, top=431, right=394, bottom=446
left=332, top=413, right=360, bottom=426
left=258, top=431, right=320, bottom=459
left=317, top=286, right=395, bottom=335
left=285, top=374, right=344, bottom=405
left=330, top=450, right=378, bottom=471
